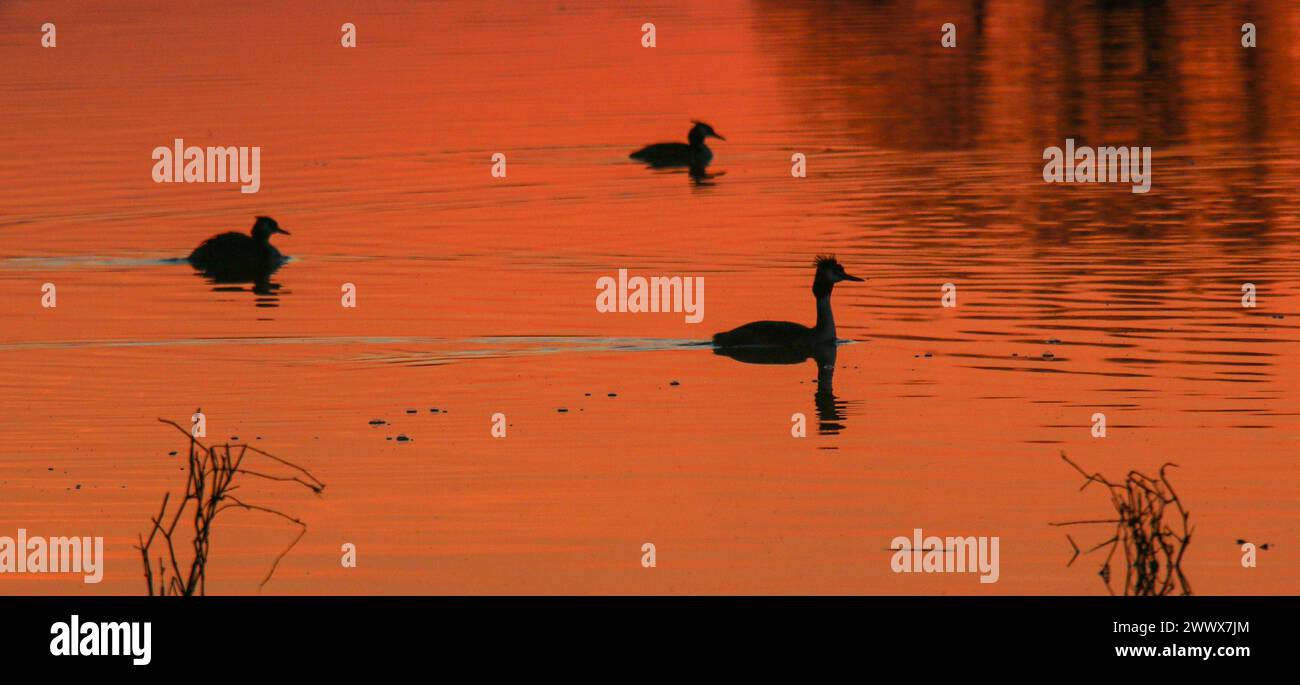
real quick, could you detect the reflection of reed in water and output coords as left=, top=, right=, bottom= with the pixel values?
left=1051, top=452, right=1192, bottom=596
left=137, top=418, right=325, bottom=596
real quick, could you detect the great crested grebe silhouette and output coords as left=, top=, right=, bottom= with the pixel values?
left=630, top=120, right=726, bottom=182
left=712, top=256, right=863, bottom=348
left=711, top=256, right=864, bottom=434
left=186, top=216, right=291, bottom=301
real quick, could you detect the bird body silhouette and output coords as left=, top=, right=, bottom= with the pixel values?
left=713, top=256, right=863, bottom=348
left=630, top=121, right=725, bottom=168
left=188, top=216, right=290, bottom=273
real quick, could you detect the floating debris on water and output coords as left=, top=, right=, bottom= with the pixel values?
left=368, top=419, right=386, bottom=426
left=557, top=408, right=569, bottom=413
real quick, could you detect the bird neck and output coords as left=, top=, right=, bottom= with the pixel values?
left=813, top=289, right=836, bottom=342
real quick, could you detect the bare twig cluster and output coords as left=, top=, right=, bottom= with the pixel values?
left=1051, top=451, right=1192, bottom=596
left=136, top=417, right=325, bottom=596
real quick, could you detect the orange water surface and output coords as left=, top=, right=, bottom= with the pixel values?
left=1, top=0, right=1298, bottom=594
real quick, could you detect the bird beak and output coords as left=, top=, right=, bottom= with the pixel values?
left=274, top=227, right=291, bottom=236
left=843, top=273, right=864, bottom=282
left=712, top=132, right=726, bottom=141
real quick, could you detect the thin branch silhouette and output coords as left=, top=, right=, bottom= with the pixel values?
left=1051, top=451, right=1192, bottom=596
left=136, top=417, right=325, bottom=596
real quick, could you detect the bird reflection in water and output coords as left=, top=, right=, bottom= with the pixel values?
left=191, top=266, right=287, bottom=307
left=712, top=341, right=852, bottom=435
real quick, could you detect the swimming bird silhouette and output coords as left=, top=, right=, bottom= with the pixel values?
left=188, top=216, right=290, bottom=273
left=630, top=120, right=725, bottom=169
left=712, top=256, right=863, bottom=347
